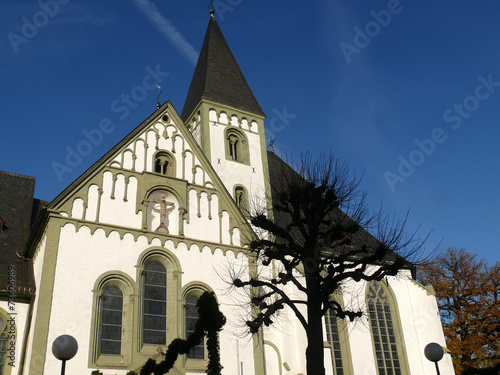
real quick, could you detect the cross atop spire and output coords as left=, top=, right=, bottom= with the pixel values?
left=208, top=0, right=215, bottom=16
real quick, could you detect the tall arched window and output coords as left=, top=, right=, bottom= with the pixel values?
left=90, top=274, right=134, bottom=368
left=185, top=294, right=204, bottom=359
left=143, top=261, right=167, bottom=345
left=182, top=284, right=214, bottom=372
left=225, top=129, right=249, bottom=164
left=324, top=292, right=353, bottom=375
left=100, top=286, right=123, bottom=355
left=153, top=151, right=175, bottom=176
left=366, top=281, right=408, bottom=375
left=325, top=309, right=344, bottom=375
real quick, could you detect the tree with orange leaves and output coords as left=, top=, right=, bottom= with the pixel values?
left=419, top=248, right=500, bottom=375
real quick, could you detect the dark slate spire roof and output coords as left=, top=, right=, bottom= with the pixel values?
left=181, top=15, right=265, bottom=121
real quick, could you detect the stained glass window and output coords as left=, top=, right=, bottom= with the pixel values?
left=325, top=309, right=345, bottom=375
left=367, top=282, right=403, bottom=375
left=100, top=286, right=123, bottom=355
left=185, top=295, right=204, bottom=359
left=143, top=261, right=167, bottom=345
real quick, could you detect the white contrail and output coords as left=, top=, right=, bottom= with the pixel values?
left=132, top=0, right=198, bottom=65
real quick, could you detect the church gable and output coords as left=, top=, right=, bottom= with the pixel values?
left=106, top=109, right=214, bottom=186
left=47, top=103, right=253, bottom=250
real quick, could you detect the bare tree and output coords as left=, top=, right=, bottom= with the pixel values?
left=232, top=151, right=429, bottom=375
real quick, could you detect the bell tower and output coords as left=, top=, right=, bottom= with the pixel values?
left=181, top=11, right=270, bottom=213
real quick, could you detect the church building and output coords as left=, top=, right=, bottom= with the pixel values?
left=0, top=11, right=454, bottom=375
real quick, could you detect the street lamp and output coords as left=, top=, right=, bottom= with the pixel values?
left=52, top=335, right=78, bottom=375
left=424, top=342, right=444, bottom=375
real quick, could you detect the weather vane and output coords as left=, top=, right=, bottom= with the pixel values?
left=208, top=0, right=215, bottom=16
left=156, top=84, right=162, bottom=109
left=268, top=137, right=276, bottom=153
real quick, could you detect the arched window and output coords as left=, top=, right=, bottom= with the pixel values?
left=366, top=281, right=408, bottom=375
left=153, top=151, right=175, bottom=176
left=143, top=261, right=167, bottom=345
left=0, top=308, right=14, bottom=375
left=185, top=294, right=204, bottom=359
left=225, top=129, right=249, bottom=164
left=324, top=293, right=353, bottom=375
left=325, top=309, right=344, bottom=375
left=234, top=185, right=248, bottom=213
left=100, top=286, right=123, bottom=355
left=90, top=274, right=135, bottom=368
left=137, top=248, right=182, bottom=357
left=182, top=282, right=214, bottom=371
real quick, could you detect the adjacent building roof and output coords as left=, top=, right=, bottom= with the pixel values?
left=181, top=15, right=266, bottom=121
left=0, top=171, right=39, bottom=298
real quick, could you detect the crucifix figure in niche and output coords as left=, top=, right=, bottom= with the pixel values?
left=150, top=193, right=175, bottom=234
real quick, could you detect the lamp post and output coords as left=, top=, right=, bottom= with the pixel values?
left=52, top=335, right=78, bottom=375
left=424, top=342, right=444, bottom=375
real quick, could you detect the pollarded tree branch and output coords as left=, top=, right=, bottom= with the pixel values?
left=234, top=277, right=308, bottom=330
left=321, top=299, right=363, bottom=321
left=251, top=214, right=297, bottom=247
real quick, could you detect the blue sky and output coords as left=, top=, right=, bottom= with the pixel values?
left=1, top=1, right=499, bottom=264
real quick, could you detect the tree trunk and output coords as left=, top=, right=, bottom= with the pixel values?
left=305, top=275, right=326, bottom=375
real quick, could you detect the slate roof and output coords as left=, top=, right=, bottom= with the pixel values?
left=0, top=170, right=39, bottom=299
left=181, top=15, right=265, bottom=122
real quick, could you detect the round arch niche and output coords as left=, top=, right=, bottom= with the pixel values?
left=146, top=190, right=179, bottom=235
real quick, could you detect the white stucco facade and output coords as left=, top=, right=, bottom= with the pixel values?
left=33, top=222, right=255, bottom=374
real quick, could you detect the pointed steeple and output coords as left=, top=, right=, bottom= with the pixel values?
left=181, top=15, right=265, bottom=121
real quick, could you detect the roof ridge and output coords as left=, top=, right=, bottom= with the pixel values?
left=0, top=170, right=36, bottom=180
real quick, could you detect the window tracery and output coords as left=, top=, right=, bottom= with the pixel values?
left=366, top=281, right=408, bottom=375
